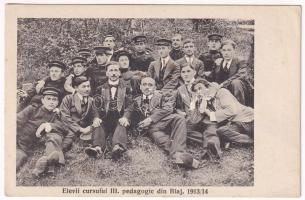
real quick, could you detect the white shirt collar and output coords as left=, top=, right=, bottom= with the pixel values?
left=108, top=79, right=119, bottom=86
left=143, top=94, right=153, bottom=100
left=161, top=56, right=170, bottom=66
left=76, top=92, right=84, bottom=101
left=185, top=55, right=194, bottom=63
left=223, top=59, right=233, bottom=69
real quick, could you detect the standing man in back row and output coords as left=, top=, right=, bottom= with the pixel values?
left=130, top=35, right=155, bottom=72
left=199, top=33, right=223, bottom=81
left=148, top=38, right=180, bottom=91
left=169, top=34, right=184, bottom=61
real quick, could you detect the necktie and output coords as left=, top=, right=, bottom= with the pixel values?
left=223, top=62, right=229, bottom=72
left=162, top=59, right=166, bottom=69
left=143, top=96, right=149, bottom=104
left=82, top=97, right=88, bottom=105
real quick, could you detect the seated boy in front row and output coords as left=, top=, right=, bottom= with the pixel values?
left=84, top=62, right=133, bottom=160
left=16, top=87, right=74, bottom=177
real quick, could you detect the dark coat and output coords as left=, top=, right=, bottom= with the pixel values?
left=147, top=58, right=180, bottom=90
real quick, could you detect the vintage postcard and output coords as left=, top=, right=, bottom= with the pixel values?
left=5, top=4, right=301, bottom=197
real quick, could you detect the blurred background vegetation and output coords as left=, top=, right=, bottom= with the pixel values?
left=17, top=18, right=254, bottom=86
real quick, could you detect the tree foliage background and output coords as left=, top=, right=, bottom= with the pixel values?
left=17, top=18, right=254, bottom=86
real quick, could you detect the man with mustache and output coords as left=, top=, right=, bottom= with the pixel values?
left=176, top=38, right=205, bottom=79
left=169, top=34, right=185, bottom=61
left=85, top=62, right=133, bottom=160
left=132, top=76, right=199, bottom=169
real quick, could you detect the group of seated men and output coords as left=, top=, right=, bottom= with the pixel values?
left=16, top=33, right=254, bottom=178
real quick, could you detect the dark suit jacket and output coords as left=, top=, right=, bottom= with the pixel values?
left=176, top=56, right=205, bottom=79
left=213, top=58, right=248, bottom=87
left=60, top=93, right=99, bottom=133
left=147, top=58, right=180, bottom=90
left=133, top=91, right=175, bottom=123
left=17, top=105, right=71, bottom=152
left=98, top=79, right=133, bottom=119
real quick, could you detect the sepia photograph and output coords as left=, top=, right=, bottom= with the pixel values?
left=5, top=4, right=300, bottom=197
left=15, top=17, right=255, bottom=187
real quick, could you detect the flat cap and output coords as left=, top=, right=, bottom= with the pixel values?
left=41, top=86, right=61, bottom=97
left=77, top=48, right=91, bottom=57
left=207, top=33, right=223, bottom=41
left=132, top=35, right=147, bottom=43
left=155, top=38, right=172, bottom=46
left=70, top=56, right=87, bottom=65
left=116, top=50, right=131, bottom=61
left=47, top=61, right=67, bottom=70
left=93, top=46, right=112, bottom=55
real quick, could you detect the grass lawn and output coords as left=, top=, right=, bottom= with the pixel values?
left=17, top=135, right=254, bottom=187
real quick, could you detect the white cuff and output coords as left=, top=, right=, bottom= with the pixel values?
left=210, top=112, right=217, bottom=122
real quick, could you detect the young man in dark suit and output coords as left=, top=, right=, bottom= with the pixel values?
left=133, top=76, right=199, bottom=169
left=84, top=62, right=133, bottom=160
left=212, top=40, right=252, bottom=105
left=17, top=87, right=73, bottom=177
left=147, top=38, right=180, bottom=91
left=176, top=38, right=205, bottom=79
left=60, top=76, right=102, bottom=145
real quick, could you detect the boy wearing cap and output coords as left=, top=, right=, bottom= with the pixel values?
left=88, top=46, right=112, bottom=95
left=17, top=87, right=73, bottom=176
left=77, top=48, right=92, bottom=60
left=147, top=38, right=180, bottom=91
left=169, top=34, right=185, bottom=61
left=176, top=38, right=205, bottom=79
left=130, top=35, right=155, bottom=72
left=84, top=62, right=132, bottom=160
left=65, top=56, right=91, bottom=94
left=212, top=40, right=251, bottom=106
left=132, top=76, right=199, bottom=169
left=17, top=61, right=67, bottom=112
left=199, top=34, right=223, bottom=81
left=60, top=76, right=102, bottom=143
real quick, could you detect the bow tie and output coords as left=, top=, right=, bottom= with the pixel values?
left=143, top=97, right=150, bottom=104
left=109, top=84, right=118, bottom=88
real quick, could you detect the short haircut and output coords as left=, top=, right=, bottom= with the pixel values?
left=221, top=39, right=236, bottom=49
left=172, top=34, right=183, bottom=41
left=106, top=61, right=120, bottom=71
left=73, top=76, right=91, bottom=87
left=180, top=63, right=195, bottom=71
left=191, top=78, right=212, bottom=92
left=183, top=38, right=195, bottom=46
left=140, top=76, right=155, bottom=85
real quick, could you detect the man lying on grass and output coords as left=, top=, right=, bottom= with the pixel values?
left=16, top=87, right=73, bottom=178
left=132, top=76, right=199, bottom=169
left=84, top=62, right=133, bottom=160
left=190, top=78, right=254, bottom=150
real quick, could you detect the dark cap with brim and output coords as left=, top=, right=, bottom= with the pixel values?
left=78, top=48, right=91, bottom=56
left=70, top=56, right=87, bottom=65
left=116, top=50, right=131, bottom=61
left=47, top=61, right=67, bottom=70
left=155, top=38, right=172, bottom=46
left=132, top=35, right=147, bottom=43
left=93, top=46, right=112, bottom=55
left=41, top=86, right=61, bottom=97
left=207, top=34, right=223, bottom=41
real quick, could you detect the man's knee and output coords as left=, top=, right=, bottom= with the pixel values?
left=150, top=131, right=169, bottom=145
left=230, top=79, right=243, bottom=88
